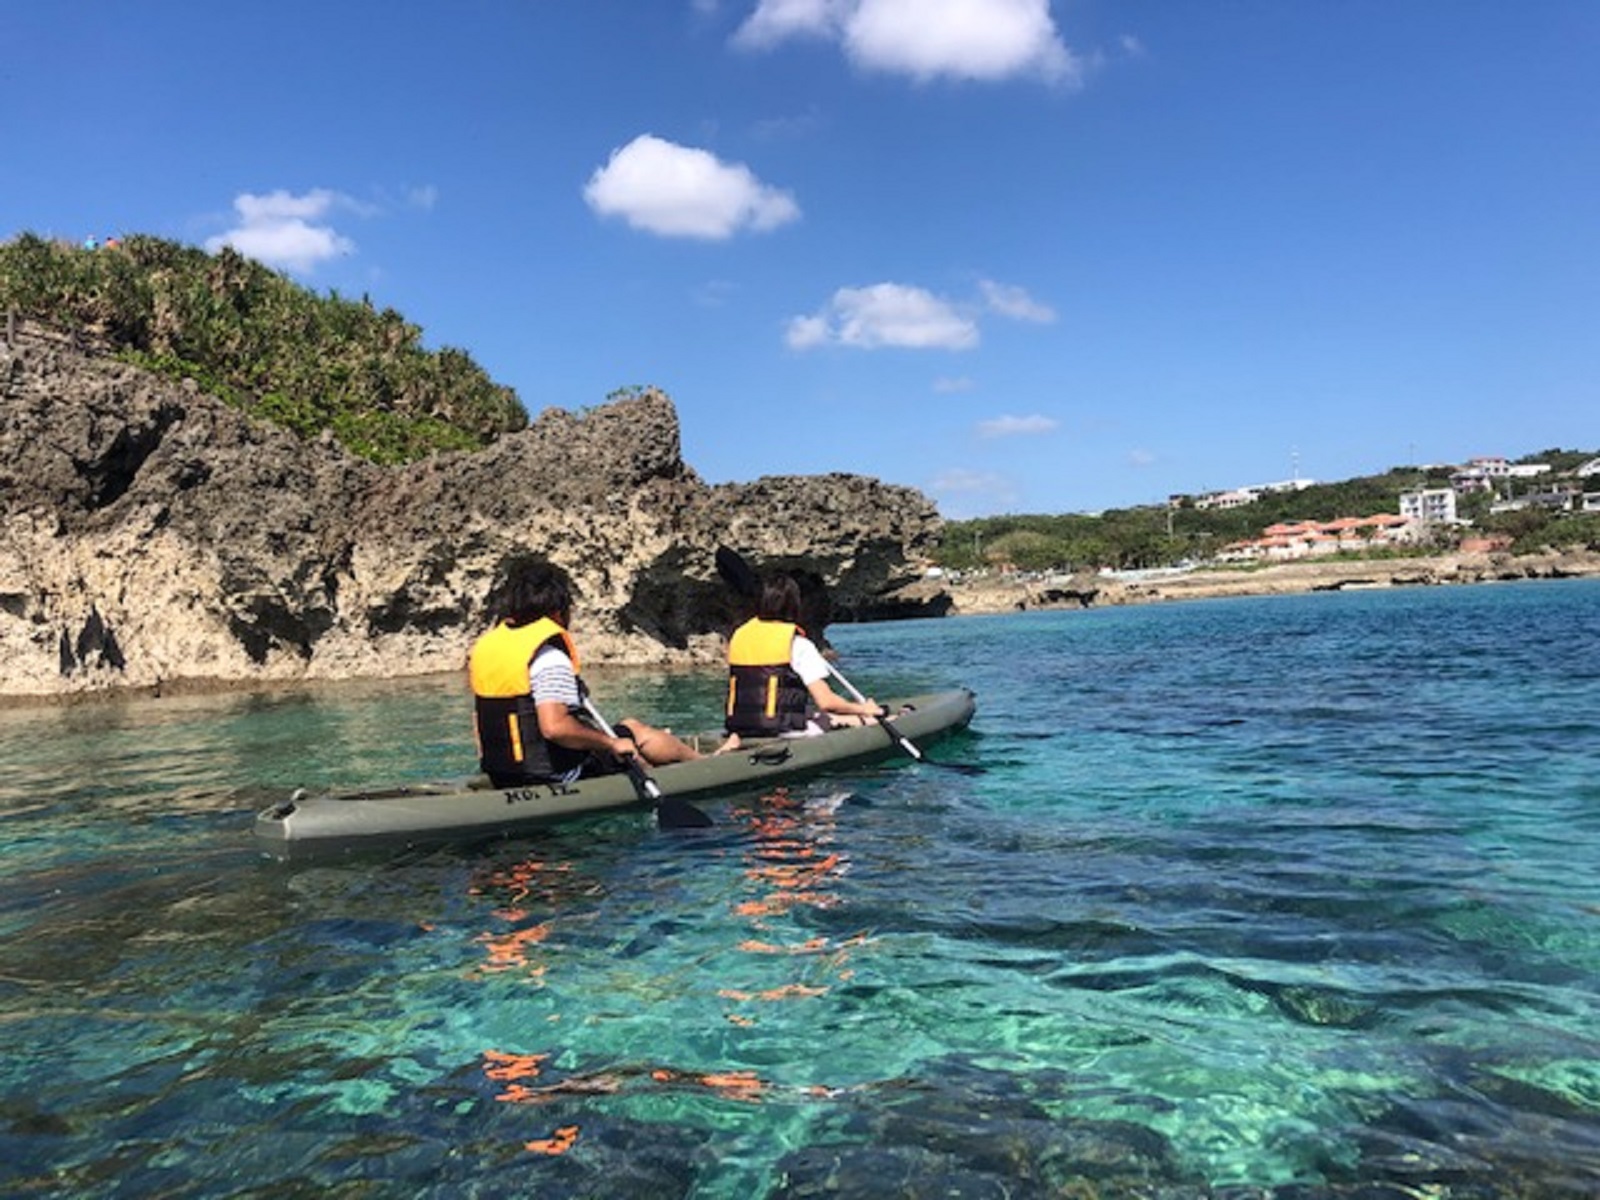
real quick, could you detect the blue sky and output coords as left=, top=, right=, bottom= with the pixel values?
left=7, top=2, right=1597, bottom=517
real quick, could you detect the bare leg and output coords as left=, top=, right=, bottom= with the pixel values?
left=619, top=718, right=701, bottom=765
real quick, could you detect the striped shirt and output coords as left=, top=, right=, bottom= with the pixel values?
left=529, top=644, right=581, bottom=709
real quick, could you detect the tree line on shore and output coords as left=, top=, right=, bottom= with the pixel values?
left=935, top=455, right=1600, bottom=573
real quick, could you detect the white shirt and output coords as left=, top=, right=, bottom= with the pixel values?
left=790, top=633, right=830, bottom=686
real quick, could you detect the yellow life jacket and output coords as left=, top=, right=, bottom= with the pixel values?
left=726, top=618, right=810, bottom=736
left=468, top=617, right=585, bottom=784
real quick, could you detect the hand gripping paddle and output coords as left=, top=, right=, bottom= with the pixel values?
left=579, top=695, right=713, bottom=829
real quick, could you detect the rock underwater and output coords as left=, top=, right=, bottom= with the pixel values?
left=0, top=323, right=943, bottom=700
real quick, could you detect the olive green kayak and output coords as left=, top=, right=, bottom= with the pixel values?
left=254, top=688, right=976, bottom=858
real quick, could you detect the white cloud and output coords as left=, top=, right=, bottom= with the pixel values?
left=933, top=375, right=975, bottom=393
left=978, top=414, right=1059, bottom=438
left=980, top=279, right=1055, bottom=323
left=694, top=278, right=740, bottom=307
left=751, top=105, right=826, bottom=142
left=206, top=188, right=357, bottom=273
left=785, top=314, right=832, bottom=349
left=929, top=467, right=999, bottom=492
left=584, top=134, right=800, bottom=240
left=736, top=0, right=1081, bottom=85
left=1127, top=448, right=1157, bottom=468
left=733, top=0, right=842, bottom=48
left=786, top=282, right=978, bottom=350
left=927, top=467, right=1020, bottom=513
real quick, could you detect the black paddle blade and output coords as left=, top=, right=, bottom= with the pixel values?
left=623, top=760, right=712, bottom=829
left=715, top=546, right=761, bottom=598
left=657, top=796, right=714, bottom=829
left=929, top=759, right=987, bottom=776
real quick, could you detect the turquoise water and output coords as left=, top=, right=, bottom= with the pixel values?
left=3, top=580, right=1598, bottom=1197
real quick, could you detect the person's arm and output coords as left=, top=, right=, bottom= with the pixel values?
left=530, top=646, right=636, bottom=758
left=793, top=636, right=881, bottom=718
left=535, top=700, right=636, bottom=758
left=804, top=677, right=882, bottom=718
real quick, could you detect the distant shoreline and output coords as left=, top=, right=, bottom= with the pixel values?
left=939, top=549, right=1600, bottom=616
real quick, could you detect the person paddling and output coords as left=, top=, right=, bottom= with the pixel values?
left=468, top=557, right=704, bottom=787
left=724, top=572, right=884, bottom=741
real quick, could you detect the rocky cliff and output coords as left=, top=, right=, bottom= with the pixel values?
left=0, top=322, right=942, bottom=701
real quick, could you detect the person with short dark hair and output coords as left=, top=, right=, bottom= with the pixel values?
left=725, top=572, right=883, bottom=739
left=468, top=557, right=704, bottom=787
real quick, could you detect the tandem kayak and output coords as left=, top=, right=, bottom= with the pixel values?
left=254, top=688, right=976, bottom=858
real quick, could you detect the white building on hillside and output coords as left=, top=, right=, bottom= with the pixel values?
left=1191, top=477, right=1316, bottom=511
left=1194, top=488, right=1260, bottom=510
left=1400, top=487, right=1458, bottom=525
left=1507, top=463, right=1551, bottom=479
left=1258, top=478, right=1317, bottom=495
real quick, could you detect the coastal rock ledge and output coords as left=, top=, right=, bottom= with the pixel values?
left=0, top=323, right=940, bottom=702
left=943, top=551, right=1600, bottom=615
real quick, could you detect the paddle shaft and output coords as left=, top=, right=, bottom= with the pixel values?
left=577, top=697, right=716, bottom=828
left=578, top=696, right=664, bottom=801
left=827, top=664, right=924, bottom=762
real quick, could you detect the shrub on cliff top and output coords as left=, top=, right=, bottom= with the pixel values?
left=0, top=232, right=527, bottom=464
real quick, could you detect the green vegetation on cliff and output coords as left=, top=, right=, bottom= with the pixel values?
left=0, top=233, right=526, bottom=463
left=939, top=456, right=1600, bottom=572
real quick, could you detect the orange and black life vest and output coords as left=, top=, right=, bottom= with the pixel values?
left=726, top=618, right=811, bottom=736
left=468, top=617, right=587, bottom=785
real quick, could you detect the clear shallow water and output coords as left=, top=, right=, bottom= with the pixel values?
left=3, top=580, right=1598, bottom=1197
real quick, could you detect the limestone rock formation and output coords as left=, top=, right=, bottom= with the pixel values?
left=0, top=322, right=943, bottom=700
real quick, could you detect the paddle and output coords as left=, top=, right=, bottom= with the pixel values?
left=713, top=545, right=979, bottom=773
left=579, top=695, right=713, bottom=830
left=829, top=660, right=983, bottom=774
left=822, top=661, right=924, bottom=762
left=715, top=545, right=761, bottom=600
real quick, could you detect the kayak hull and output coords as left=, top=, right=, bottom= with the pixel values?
left=254, top=689, right=975, bottom=858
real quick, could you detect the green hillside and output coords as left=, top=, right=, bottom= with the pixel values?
left=938, top=454, right=1600, bottom=572
left=0, top=232, right=526, bottom=464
